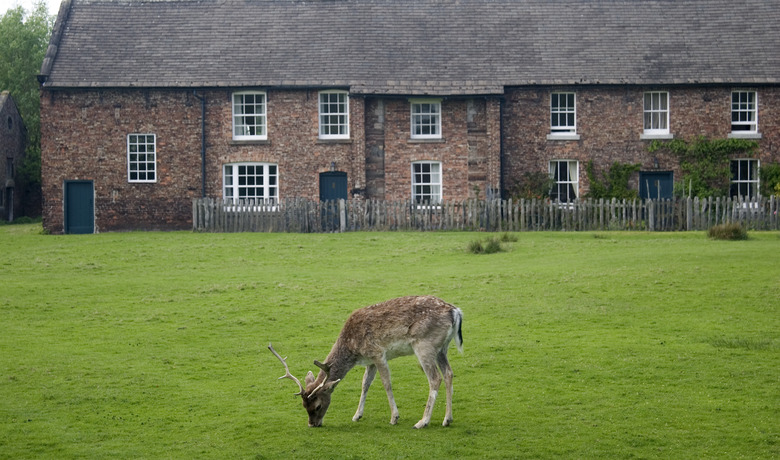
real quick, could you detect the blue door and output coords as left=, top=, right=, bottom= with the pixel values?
left=64, top=181, right=94, bottom=234
left=319, top=171, right=348, bottom=201
left=319, top=172, right=347, bottom=230
left=639, top=171, right=673, bottom=200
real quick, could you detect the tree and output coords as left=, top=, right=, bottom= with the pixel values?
left=0, top=2, right=53, bottom=216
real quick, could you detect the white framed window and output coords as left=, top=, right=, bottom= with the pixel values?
left=127, top=134, right=156, bottom=183
left=549, top=92, right=577, bottom=138
left=232, top=91, right=267, bottom=140
left=412, top=161, right=442, bottom=203
left=730, top=159, right=759, bottom=198
left=549, top=160, right=578, bottom=203
left=730, top=91, right=758, bottom=137
left=223, top=163, right=278, bottom=204
left=410, top=100, right=442, bottom=139
left=642, top=91, right=671, bottom=138
left=319, top=91, right=349, bottom=139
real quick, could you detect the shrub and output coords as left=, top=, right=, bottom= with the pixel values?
left=708, top=222, right=747, bottom=241
left=467, top=237, right=504, bottom=254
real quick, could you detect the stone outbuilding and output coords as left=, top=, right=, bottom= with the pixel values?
left=0, top=91, right=27, bottom=222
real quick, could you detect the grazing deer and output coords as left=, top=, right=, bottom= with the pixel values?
left=269, top=295, right=463, bottom=428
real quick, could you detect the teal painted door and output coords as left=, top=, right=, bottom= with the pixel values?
left=319, top=171, right=348, bottom=201
left=639, top=171, right=674, bottom=200
left=64, top=181, right=94, bottom=234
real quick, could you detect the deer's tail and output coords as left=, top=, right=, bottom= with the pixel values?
left=452, top=307, right=463, bottom=354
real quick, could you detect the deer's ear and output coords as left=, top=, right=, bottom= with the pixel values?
left=305, top=370, right=316, bottom=386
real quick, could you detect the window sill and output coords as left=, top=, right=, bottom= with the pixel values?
left=728, top=132, right=762, bottom=139
left=408, top=138, right=445, bottom=144
left=317, top=138, right=352, bottom=145
left=546, top=133, right=580, bottom=141
left=230, top=139, right=270, bottom=146
left=640, top=133, right=674, bottom=140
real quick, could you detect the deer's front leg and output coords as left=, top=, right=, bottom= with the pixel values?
left=353, top=364, right=377, bottom=422
left=374, top=360, right=399, bottom=425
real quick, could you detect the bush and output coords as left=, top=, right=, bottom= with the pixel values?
left=467, top=237, right=504, bottom=254
left=708, top=223, right=747, bottom=241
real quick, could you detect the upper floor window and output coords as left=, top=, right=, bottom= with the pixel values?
left=730, top=91, right=758, bottom=136
left=730, top=159, right=759, bottom=198
left=127, top=134, right=156, bottom=183
left=550, top=92, right=576, bottom=137
left=319, top=91, right=349, bottom=139
left=412, top=161, right=442, bottom=203
left=549, top=160, right=578, bottom=203
left=232, top=92, right=267, bottom=140
left=223, top=163, right=278, bottom=204
left=410, top=100, right=442, bottom=139
left=642, top=91, right=670, bottom=138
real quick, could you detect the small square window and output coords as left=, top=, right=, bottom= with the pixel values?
left=410, top=100, right=442, bottom=139
left=643, top=92, right=669, bottom=134
left=550, top=93, right=576, bottom=134
left=319, top=91, right=349, bottom=139
left=730, top=159, right=759, bottom=198
left=127, top=134, right=156, bottom=183
left=232, top=92, right=267, bottom=140
left=731, top=91, right=757, bottom=134
left=412, top=161, right=442, bottom=203
left=549, top=160, right=578, bottom=202
left=223, top=162, right=278, bottom=204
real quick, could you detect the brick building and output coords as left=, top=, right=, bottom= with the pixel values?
left=39, top=0, right=780, bottom=233
left=0, top=91, right=26, bottom=222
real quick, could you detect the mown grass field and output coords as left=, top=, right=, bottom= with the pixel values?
left=1, top=224, right=778, bottom=459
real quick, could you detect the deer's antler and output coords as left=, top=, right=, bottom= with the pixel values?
left=268, top=343, right=304, bottom=396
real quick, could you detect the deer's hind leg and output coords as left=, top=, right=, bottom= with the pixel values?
left=353, top=364, right=377, bottom=422
left=413, top=345, right=443, bottom=429
left=437, top=348, right=454, bottom=426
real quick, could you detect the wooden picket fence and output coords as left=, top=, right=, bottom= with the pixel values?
left=192, top=196, right=780, bottom=233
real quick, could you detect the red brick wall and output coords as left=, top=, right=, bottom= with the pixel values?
left=40, top=88, right=366, bottom=233
left=380, top=97, right=501, bottom=202
left=41, top=90, right=203, bottom=233
left=502, top=86, right=780, bottom=197
left=40, top=85, right=778, bottom=232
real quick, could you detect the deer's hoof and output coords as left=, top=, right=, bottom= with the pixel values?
left=442, top=418, right=452, bottom=427
left=352, top=414, right=362, bottom=422
left=390, top=414, right=400, bottom=425
left=413, top=420, right=429, bottom=429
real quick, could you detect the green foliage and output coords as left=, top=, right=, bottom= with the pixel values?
left=467, top=236, right=502, bottom=254
left=467, top=232, right=518, bottom=253
left=507, top=171, right=554, bottom=200
left=759, top=163, right=780, bottom=197
left=708, top=222, right=748, bottom=240
left=0, top=2, right=53, bottom=211
left=585, top=161, right=640, bottom=199
left=1, top=227, right=779, bottom=457
left=648, top=137, right=759, bottom=197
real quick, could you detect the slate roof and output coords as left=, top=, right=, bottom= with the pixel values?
left=40, top=0, right=780, bottom=95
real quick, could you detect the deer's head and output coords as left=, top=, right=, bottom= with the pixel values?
left=269, top=344, right=340, bottom=427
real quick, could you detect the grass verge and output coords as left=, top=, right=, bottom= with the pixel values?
left=1, top=226, right=778, bottom=458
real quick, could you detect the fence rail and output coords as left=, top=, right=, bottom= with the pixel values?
left=193, top=196, right=779, bottom=233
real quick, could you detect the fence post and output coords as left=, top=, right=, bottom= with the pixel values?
left=339, top=199, right=346, bottom=233
left=686, top=197, right=693, bottom=231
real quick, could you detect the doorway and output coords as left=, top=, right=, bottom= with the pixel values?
left=319, top=171, right=348, bottom=202
left=64, top=181, right=94, bottom=234
left=639, top=171, right=673, bottom=200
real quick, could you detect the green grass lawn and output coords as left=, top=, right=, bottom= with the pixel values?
left=1, top=225, right=778, bottom=459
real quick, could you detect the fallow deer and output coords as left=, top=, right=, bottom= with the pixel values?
left=269, top=295, right=463, bottom=428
